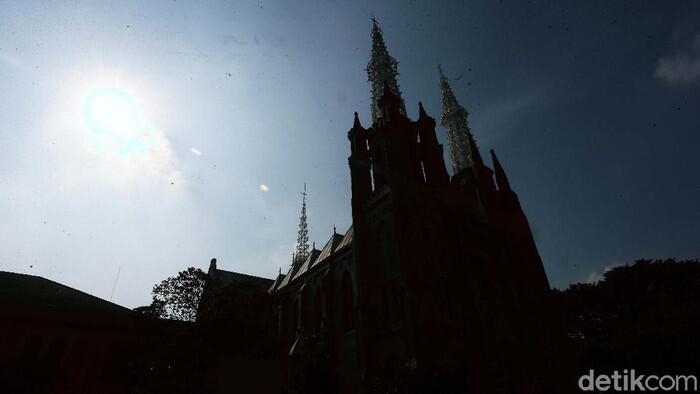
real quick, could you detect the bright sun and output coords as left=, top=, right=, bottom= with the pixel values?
left=82, top=85, right=153, bottom=156
left=84, top=86, right=140, bottom=136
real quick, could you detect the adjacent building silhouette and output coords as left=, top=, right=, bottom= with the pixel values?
left=200, top=19, right=565, bottom=393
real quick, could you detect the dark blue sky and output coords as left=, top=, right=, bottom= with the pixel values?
left=1, top=0, right=698, bottom=306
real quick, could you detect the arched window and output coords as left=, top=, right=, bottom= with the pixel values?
left=342, top=272, right=354, bottom=332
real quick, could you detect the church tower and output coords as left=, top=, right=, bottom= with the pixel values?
left=345, top=19, right=565, bottom=393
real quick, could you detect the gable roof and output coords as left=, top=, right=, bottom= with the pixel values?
left=312, top=232, right=345, bottom=269
left=268, top=273, right=286, bottom=292
left=212, top=268, right=274, bottom=292
left=0, top=271, right=132, bottom=315
left=276, top=266, right=295, bottom=291
left=335, top=225, right=353, bottom=252
left=292, top=249, right=321, bottom=281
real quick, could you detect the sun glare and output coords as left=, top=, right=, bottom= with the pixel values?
left=84, top=87, right=139, bottom=135
left=82, top=85, right=154, bottom=157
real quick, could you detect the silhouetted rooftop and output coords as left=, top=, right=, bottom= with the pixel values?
left=212, top=268, right=274, bottom=292
left=336, top=225, right=353, bottom=251
left=312, top=232, right=345, bottom=268
left=0, top=271, right=132, bottom=315
left=268, top=273, right=286, bottom=292
left=292, top=249, right=321, bottom=281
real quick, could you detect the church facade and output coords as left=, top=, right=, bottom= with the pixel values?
left=199, top=19, right=565, bottom=393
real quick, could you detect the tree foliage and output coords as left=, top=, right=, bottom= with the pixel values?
left=553, top=258, right=700, bottom=374
left=136, top=267, right=207, bottom=322
left=133, top=299, right=165, bottom=318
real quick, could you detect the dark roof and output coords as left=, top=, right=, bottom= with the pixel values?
left=268, top=273, right=286, bottom=292
left=312, top=233, right=345, bottom=269
left=292, top=249, right=321, bottom=281
left=212, top=268, right=274, bottom=292
left=272, top=227, right=355, bottom=294
left=336, top=225, right=353, bottom=251
left=276, top=266, right=295, bottom=291
left=0, top=271, right=132, bottom=315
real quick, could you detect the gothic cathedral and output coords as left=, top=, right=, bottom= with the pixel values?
left=200, top=18, right=565, bottom=394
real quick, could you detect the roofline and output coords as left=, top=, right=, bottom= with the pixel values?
left=0, top=271, right=133, bottom=313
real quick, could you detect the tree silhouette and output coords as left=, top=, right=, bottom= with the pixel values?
left=553, top=258, right=700, bottom=375
left=137, top=267, right=207, bottom=321
left=133, top=299, right=165, bottom=318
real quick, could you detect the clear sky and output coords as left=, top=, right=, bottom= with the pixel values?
left=1, top=0, right=698, bottom=308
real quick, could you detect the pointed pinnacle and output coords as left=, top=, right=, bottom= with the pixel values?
left=371, top=17, right=383, bottom=43
left=490, top=149, right=512, bottom=192
left=468, top=132, right=484, bottom=168
left=418, top=102, right=428, bottom=119
left=353, top=112, right=362, bottom=128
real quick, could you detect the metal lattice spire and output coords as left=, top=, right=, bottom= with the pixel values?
left=294, top=183, right=310, bottom=265
left=438, top=64, right=474, bottom=174
left=367, top=17, right=406, bottom=124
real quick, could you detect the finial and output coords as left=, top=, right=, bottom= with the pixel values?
left=333, top=225, right=337, bottom=234
left=313, top=241, right=316, bottom=250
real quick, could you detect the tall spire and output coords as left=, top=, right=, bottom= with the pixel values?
left=367, top=17, right=406, bottom=124
left=438, top=64, right=474, bottom=174
left=295, top=183, right=310, bottom=265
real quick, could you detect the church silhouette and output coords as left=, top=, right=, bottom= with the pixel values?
left=198, top=18, right=568, bottom=394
